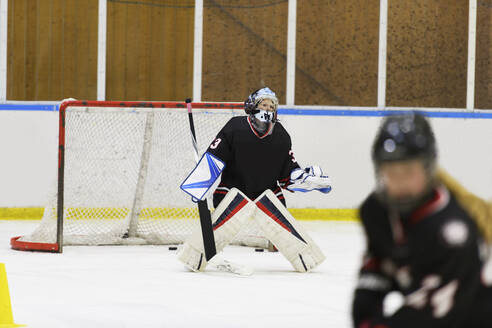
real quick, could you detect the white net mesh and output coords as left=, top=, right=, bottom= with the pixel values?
left=20, top=103, right=269, bottom=248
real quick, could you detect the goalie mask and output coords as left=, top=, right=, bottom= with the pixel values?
left=372, top=113, right=438, bottom=215
left=244, top=87, right=279, bottom=123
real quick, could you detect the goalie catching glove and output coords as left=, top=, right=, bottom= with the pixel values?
left=287, top=165, right=332, bottom=193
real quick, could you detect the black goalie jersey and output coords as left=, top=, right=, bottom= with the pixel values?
left=352, top=186, right=492, bottom=328
left=206, top=116, right=299, bottom=208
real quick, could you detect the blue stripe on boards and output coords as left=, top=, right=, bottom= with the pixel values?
left=1, top=103, right=492, bottom=119
left=0, top=104, right=58, bottom=111
left=278, top=108, right=492, bottom=119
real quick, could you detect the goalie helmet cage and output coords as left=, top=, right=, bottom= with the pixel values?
left=10, top=100, right=269, bottom=252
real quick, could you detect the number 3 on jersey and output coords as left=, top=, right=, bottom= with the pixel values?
left=210, top=138, right=222, bottom=149
left=289, top=150, right=297, bottom=163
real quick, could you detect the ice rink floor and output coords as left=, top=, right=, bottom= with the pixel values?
left=1, top=220, right=365, bottom=328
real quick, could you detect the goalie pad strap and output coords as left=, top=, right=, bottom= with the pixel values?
left=299, top=254, right=308, bottom=272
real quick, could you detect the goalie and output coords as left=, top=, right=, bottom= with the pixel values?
left=179, top=87, right=331, bottom=273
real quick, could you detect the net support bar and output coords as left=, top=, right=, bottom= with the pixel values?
left=127, top=112, right=155, bottom=237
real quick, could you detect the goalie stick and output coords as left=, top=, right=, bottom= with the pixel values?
left=185, top=98, right=217, bottom=261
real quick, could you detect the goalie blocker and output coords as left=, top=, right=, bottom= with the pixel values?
left=178, top=188, right=325, bottom=273
left=180, top=152, right=225, bottom=202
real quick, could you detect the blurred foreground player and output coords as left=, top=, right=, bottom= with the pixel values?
left=179, top=87, right=332, bottom=272
left=352, top=113, right=492, bottom=328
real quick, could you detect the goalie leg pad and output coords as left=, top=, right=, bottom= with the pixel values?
left=179, top=242, right=207, bottom=272
left=253, top=190, right=326, bottom=272
left=178, top=188, right=255, bottom=271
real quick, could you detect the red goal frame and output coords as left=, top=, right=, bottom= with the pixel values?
left=11, top=100, right=244, bottom=253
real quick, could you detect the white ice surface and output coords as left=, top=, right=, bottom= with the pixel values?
left=1, top=220, right=365, bottom=328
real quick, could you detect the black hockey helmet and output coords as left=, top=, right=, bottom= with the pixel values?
left=372, top=112, right=437, bottom=168
left=244, top=87, right=279, bottom=122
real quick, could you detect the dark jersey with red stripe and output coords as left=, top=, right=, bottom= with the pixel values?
left=352, top=186, right=492, bottom=328
left=206, top=116, right=299, bottom=207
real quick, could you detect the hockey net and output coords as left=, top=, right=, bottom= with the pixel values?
left=11, top=100, right=269, bottom=252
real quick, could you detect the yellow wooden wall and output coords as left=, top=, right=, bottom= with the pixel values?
left=5, top=0, right=492, bottom=108
left=296, top=0, right=379, bottom=106
left=202, top=0, right=288, bottom=103
left=7, top=0, right=98, bottom=100
left=106, top=0, right=194, bottom=101
left=386, top=0, right=469, bottom=108
left=476, top=1, right=492, bottom=109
